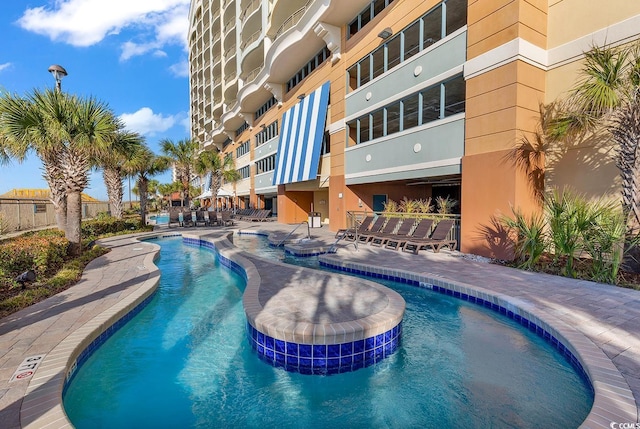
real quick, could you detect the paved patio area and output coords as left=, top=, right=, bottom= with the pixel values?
left=0, top=220, right=638, bottom=428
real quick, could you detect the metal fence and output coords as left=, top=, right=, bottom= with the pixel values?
left=0, top=198, right=111, bottom=234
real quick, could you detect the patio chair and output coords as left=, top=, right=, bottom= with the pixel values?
left=168, top=209, right=181, bottom=228
left=369, top=217, right=415, bottom=248
left=335, top=216, right=374, bottom=240
left=386, top=218, right=434, bottom=250
left=207, top=210, right=219, bottom=226
left=403, top=219, right=457, bottom=254
left=220, top=210, right=234, bottom=226
left=367, top=217, right=401, bottom=246
left=194, top=209, right=208, bottom=226
left=181, top=209, right=194, bottom=227
left=357, top=216, right=388, bottom=243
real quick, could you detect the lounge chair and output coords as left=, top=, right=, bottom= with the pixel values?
left=181, top=209, right=194, bottom=227
left=207, top=211, right=218, bottom=226
left=220, top=210, right=234, bottom=226
left=194, top=210, right=208, bottom=226
left=386, top=218, right=434, bottom=250
left=357, top=216, right=388, bottom=243
left=246, top=210, right=271, bottom=222
left=168, top=209, right=181, bottom=228
left=336, top=216, right=374, bottom=240
left=403, top=219, right=457, bottom=254
left=369, top=218, right=415, bottom=248
left=367, top=217, right=401, bottom=246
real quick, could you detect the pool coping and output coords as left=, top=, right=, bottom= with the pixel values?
left=7, top=226, right=639, bottom=428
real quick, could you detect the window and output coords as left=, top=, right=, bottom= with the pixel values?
left=255, top=96, right=277, bottom=120
left=422, top=85, right=441, bottom=123
left=236, top=140, right=250, bottom=158
left=235, top=122, right=249, bottom=136
left=443, top=75, right=465, bottom=116
left=348, top=73, right=465, bottom=145
left=346, top=0, right=467, bottom=92
left=256, top=120, right=278, bottom=146
left=387, top=101, right=401, bottom=134
left=347, top=0, right=396, bottom=39
left=238, top=165, right=250, bottom=179
left=286, top=47, right=331, bottom=92
left=403, top=94, right=419, bottom=131
left=255, top=154, right=276, bottom=174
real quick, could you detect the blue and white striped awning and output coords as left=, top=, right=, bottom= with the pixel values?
left=272, top=81, right=330, bottom=186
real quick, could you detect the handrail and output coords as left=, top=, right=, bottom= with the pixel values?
left=240, top=0, right=260, bottom=21
left=277, top=221, right=309, bottom=246
left=241, top=30, right=262, bottom=50
left=273, top=0, right=312, bottom=40
left=243, top=65, right=263, bottom=83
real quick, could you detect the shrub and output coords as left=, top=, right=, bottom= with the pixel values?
left=81, top=217, right=141, bottom=238
left=502, top=207, right=546, bottom=270
left=0, top=231, right=68, bottom=283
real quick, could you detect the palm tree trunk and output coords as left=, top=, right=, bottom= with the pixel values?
left=42, top=156, right=67, bottom=231
left=103, top=167, right=124, bottom=218
left=66, top=191, right=83, bottom=256
left=138, top=177, right=148, bottom=226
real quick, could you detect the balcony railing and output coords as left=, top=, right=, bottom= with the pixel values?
left=240, top=30, right=261, bottom=50
left=240, top=0, right=260, bottom=21
left=243, top=65, right=263, bottom=83
left=273, top=0, right=312, bottom=40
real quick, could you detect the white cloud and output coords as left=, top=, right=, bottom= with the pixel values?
left=17, top=0, right=189, bottom=59
left=169, top=60, right=189, bottom=77
left=0, top=63, right=12, bottom=72
left=119, top=107, right=177, bottom=136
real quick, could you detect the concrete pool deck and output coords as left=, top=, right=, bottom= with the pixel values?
left=0, top=221, right=638, bottom=428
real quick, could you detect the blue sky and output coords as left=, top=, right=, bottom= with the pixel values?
left=0, top=0, right=191, bottom=201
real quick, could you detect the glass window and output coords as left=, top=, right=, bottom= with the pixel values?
left=403, top=94, right=419, bottom=131
left=423, top=4, right=442, bottom=47
left=373, top=0, right=386, bottom=15
left=348, top=120, right=358, bottom=146
left=444, top=75, right=466, bottom=116
left=387, top=101, right=401, bottom=134
left=359, top=115, right=370, bottom=144
left=387, top=35, right=401, bottom=70
left=403, top=22, right=420, bottom=60
left=348, top=65, right=358, bottom=91
left=372, top=46, right=385, bottom=79
left=372, top=109, right=384, bottom=139
left=359, top=57, right=371, bottom=86
left=445, top=0, right=468, bottom=36
left=360, top=7, right=371, bottom=28
left=422, top=85, right=441, bottom=123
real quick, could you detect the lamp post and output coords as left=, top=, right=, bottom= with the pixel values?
left=47, top=64, right=68, bottom=92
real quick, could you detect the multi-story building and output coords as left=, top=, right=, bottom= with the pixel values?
left=188, top=0, right=640, bottom=259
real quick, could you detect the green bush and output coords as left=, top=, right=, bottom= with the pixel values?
left=81, top=217, right=141, bottom=238
left=0, top=231, right=68, bottom=283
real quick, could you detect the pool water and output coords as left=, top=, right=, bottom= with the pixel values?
left=148, top=213, right=169, bottom=224
left=63, top=236, right=593, bottom=428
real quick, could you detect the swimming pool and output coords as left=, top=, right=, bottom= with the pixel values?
left=63, top=235, right=593, bottom=428
left=148, top=213, right=169, bottom=224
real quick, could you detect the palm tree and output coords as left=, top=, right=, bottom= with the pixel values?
left=559, top=43, right=640, bottom=269
left=193, top=149, right=240, bottom=202
left=125, top=145, right=170, bottom=226
left=0, top=89, right=69, bottom=231
left=94, top=128, right=144, bottom=218
left=61, top=94, right=119, bottom=255
left=160, top=138, right=199, bottom=207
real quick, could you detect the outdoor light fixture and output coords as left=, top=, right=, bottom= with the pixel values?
left=261, top=124, right=266, bottom=129
left=48, top=64, right=68, bottom=92
left=378, top=27, right=393, bottom=39
left=297, top=94, right=305, bottom=100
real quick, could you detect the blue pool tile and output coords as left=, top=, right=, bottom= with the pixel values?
left=275, top=340, right=286, bottom=353
left=340, top=356, right=353, bottom=366
left=313, top=345, right=327, bottom=358
left=264, top=349, right=274, bottom=361
left=275, top=352, right=286, bottom=365
left=327, top=358, right=340, bottom=370
left=327, top=344, right=340, bottom=358
left=313, top=358, right=327, bottom=369
left=354, top=340, right=365, bottom=353
left=375, top=334, right=384, bottom=347
left=286, top=342, right=298, bottom=356
left=287, top=356, right=299, bottom=367
left=353, top=360, right=364, bottom=370
left=265, top=336, right=274, bottom=350
left=365, top=337, right=376, bottom=351
left=299, top=357, right=312, bottom=368
left=257, top=332, right=265, bottom=346
left=340, top=342, right=353, bottom=356
left=299, top=344, right=312, bottom=358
